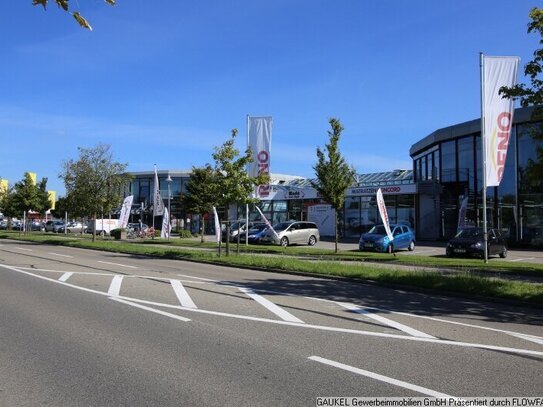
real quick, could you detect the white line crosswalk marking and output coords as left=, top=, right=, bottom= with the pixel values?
left=108, top=275, right=124, bottom=296
left=170, top=279, right=197, bottom=308
left=58, top=272, right=73, bottom=282
left=239, top=287, right=304, bottom=323
left=337, top=302, right=435, bottom=338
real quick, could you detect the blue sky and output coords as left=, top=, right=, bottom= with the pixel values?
left=0, top=1, right=539, bottom=196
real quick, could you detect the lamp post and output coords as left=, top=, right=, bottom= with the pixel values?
left=166, top=174, right=173, bottom=240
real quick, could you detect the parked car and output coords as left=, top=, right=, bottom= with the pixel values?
left=358, top=224, right=416, bottom=253
left=29, top=220, right=44, bottom=231
left=59, top=221, right=87, bottom=234
left=446, top=227, right=507, bottom=258
left=221, top=221, right=263, bottom=242
left=127, top=223, right=149, bottom=232
left=0, top=219, right=8, bottom=230
left=44, top=220, right=65, bottom=233
left=238, top=223, right=269, bottom=244
left=259, top=221, right=320, bottom=247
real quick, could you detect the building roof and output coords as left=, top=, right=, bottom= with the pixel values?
left=281, top=169, right=413, bottom=188
left=409, top=106, right=537, bottom=158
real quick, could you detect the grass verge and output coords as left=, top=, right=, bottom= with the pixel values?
left=1, top=232, right=542, bottom=306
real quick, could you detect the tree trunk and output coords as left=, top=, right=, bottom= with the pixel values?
left=92, top=213, right=96, bottom=242
left=200, top=216, right=205, bottom=243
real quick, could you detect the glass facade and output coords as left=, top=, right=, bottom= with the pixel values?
left=411, top=108, right=543, bottom=247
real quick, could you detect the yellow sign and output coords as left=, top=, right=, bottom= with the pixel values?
left=28, top=172, right=37, bottom=185
left=48, top=191, right=56, bottom=210
left=0, top=179, right=7, bottom=194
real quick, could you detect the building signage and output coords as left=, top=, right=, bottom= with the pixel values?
left=348, top=184, right=416, bottom=196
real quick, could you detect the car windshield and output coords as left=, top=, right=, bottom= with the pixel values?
left=231, top=222, right=245, bottom=230
left=249, top=224, right=267, bottom=232
left=455, top=228, right=483, bottom=238
left=368, top=225, right=387, bottom=235
left=273, top=222, right=292, bottom=231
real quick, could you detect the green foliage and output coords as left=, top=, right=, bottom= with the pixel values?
left=32, top=0, right=116, bottom=31
left=183, top=165, right=218, bottom=216
left=178, top=230, right=193, bottom=238
left=312, top=118, right=356, bottom=252
left=59, top=144, right=132, bottom=240
left=9, top=173, right=51, bottom=216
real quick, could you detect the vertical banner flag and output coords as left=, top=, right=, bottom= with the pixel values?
left=247, top=116, right=273, bottom=197
left=482, top=55, right=519, bottom=187
left=161, top=207, right=171, bottom=239
left=376, top=188, right=394, bottom=241
left=212, top=206, right=221, bottom=244
left=457, top=196, right=469, bottom=233
left=119, top=195, right=134, bottom=229
left=153, top=167, right=165, bottom=216
left=255, top=205, right=280, bottom=239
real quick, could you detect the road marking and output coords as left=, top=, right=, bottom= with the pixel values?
left=98, top=261, right=138, bottom=269
left=2, top=264, right=543, bottom=358
left=239, top=287, right=304, bottom=323
left=110, top=297, right=191, bottom=322
left=108, top=275, right=124, bottom=296
left=58, top=272, right=73, bottom=282
left=308, top=356, right=454, bottom=398
left=507, top=332, right=543, bottom=346
left=337, top=302, right=435, bottom=339
left=48, top=252, right=74, bottom=258
left=177, top=273, right=218, bottom=282
left=15, top=247, right=33, bottom=251
left=170, top=279, right=197, bottom=308
left=509, top=257, right=535, bottom=262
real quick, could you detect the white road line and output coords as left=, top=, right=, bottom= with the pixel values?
left=308, top=356, right=455, bottom=398
left=15, top=247, right=33, bottom=252
left=98, top=261, right=138, bottom=269
left=58, top=272, right=73, bottom=282
left=108, top=275, right=124, bottom=296
left=239, top=287, right=304, bottom=323
left=337, top=302, right=435, bottom=339
left=2, top=264, right=543, bottom=358
left=170, top=279, right=197, bottom=308
left=507, top=332, right=543, bottom=346
left=110, top=297, right=191, bottom=322
left=177, top=273, right=218, bottom=282
left=509, top=257, right=535, bottom=262
left=48, top=252, right=74, bottom=258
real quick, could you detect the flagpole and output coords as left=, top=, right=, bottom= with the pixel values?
left=246, top=114, right=250, bottom=246
left=480, top=52, right=489, bottom=263
left=152, top=164, right=156, bottom=230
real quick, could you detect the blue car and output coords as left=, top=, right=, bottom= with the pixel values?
left=359, top=224, right=416, bottom=253
left=238, top=223, right=269, bottom=244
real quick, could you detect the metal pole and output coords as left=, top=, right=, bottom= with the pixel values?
left=246, top=114, right=250, bottom=246
left=480, top=52, right=489, bottom=263
left=167, top=178, right=171, bottom=240
left=65, top=211, right=68, bottom=235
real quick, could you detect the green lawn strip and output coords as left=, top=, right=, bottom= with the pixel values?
left=1, top=232, right=542, bottom=305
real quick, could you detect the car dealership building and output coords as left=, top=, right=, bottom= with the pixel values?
left=125, top=106, right=542, bottom=247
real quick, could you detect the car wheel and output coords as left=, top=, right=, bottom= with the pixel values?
left=308, top=235, right=317, bottom=246
left=387, top=244, right=394, bottom=254
left=408, top=241, right=415, bottom=251
left=499, top=247, right=507, bottom=258
left=280, top=237, right=289, bottom=247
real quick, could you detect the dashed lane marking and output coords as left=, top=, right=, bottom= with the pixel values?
left=97, top=261, right=138, bottom=269
left=308, top=356, right=455, bottom=398
left=48, top=252, right=74, bottom=259
left=509, top=257, right=535, bottom=262
left=170, top=279, right=198, bottom=309
left=15, top=247, right=32, bottom=252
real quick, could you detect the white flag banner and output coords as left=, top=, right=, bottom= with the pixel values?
left=161, top=207, right=171, bottom=239
left=457, top=196, right=469, bottom=234
left=212, top=206, right=221, bottom=244
left=119, top=195, right=133, bottom=229
left=247, top=116, right=273, bottom=197
left=153, top=167, right=165, bottom=216
left=483, top=55, right=520, bottom=187
left=255, top=205, right=280, bottom=239
left=376, top=188, right=394, bottom=241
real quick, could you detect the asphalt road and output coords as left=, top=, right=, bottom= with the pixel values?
left=1, top=239, right=542, bottom=406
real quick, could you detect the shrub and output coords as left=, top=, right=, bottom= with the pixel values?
left=110, top=228, right=125, bottom=240
left=179, top=230, right=193, bottom=238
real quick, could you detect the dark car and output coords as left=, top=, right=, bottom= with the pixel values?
left=446, top=227, right=507, bottom=259
left=238, top=223, right=269, bottom=244
left=359, top=224, right=416, bottom=253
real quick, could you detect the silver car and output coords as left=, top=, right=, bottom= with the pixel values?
left=260, top=221, right=320, bottom=247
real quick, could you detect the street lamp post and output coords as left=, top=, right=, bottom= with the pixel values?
left=166, top=174, right=173, bottom=240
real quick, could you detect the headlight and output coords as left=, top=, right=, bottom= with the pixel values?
left=470, top=242, right=483, bottom=249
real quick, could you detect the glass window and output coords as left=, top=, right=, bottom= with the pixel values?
left=427, top=153, right=434, bottom=180
left=457, top=136, right=475, bottom=192
left=421, top=155, right=427, bottom=181
left=273, top=201, right=287, bottom=212
left=441, top=140, right=456, bottom=182
left=434, top=150, right=440, bottom=181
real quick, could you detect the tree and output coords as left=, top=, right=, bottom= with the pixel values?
left=59, top=144, right=131, bottom=241
left=0, top=185, right=17, bottom=229
left=500, top=7, right=543, bottom=194
left=212, top=129, right=269, bottom=255
left=182, top=165, right=219, bottom=243
left=312, top=118, right=356, bottom=253
left=32, top=0, right=116, bottom=31
left=11, top=173, right=52, bottom=218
